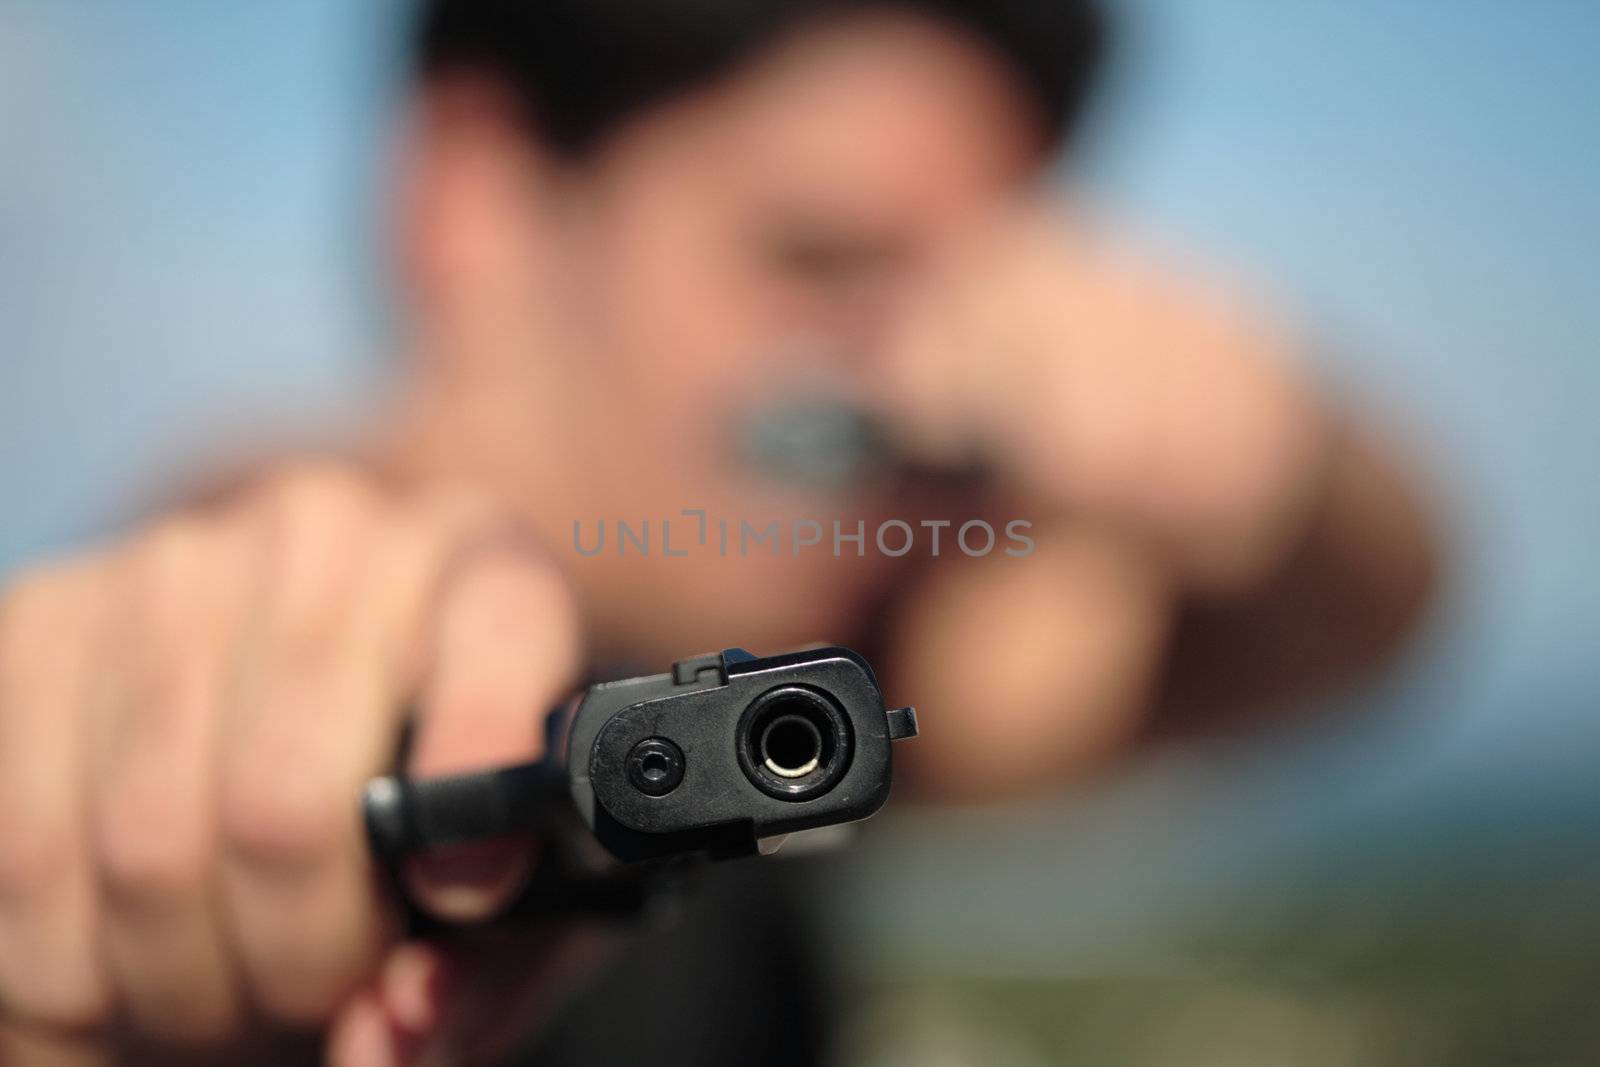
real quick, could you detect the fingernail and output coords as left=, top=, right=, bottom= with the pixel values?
left=404, top=837, right=535, bottom=923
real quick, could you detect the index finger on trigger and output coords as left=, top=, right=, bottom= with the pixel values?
left=402, top=535, right=583, bottom=924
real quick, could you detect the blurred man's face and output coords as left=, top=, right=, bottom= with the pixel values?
left=563, top=13, right=1042, bottom=402
left=413, top=13, right=1044, bottom=657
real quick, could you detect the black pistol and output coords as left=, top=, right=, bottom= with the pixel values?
left=363, top=646, right=917, bottom=923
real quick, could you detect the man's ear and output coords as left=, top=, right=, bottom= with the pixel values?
left=394, top=75, right=553, bottom=337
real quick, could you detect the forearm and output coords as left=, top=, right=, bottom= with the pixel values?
left=1145, top=423, right=1440, bottom=735
left=886, top=420, right=1439, bottom=799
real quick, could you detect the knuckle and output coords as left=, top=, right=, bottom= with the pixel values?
left=219, top=751, right=343, bottom=869
left=0, top=804, right=75, bottom=902
left=0, top=971, right=114, bottom=1036
left=258, top=596, right=348, bottom=674
left=256, top=469, right=387, bottom=637
left=410, top=482, right=534, bottom=552
left=122, top=521, right=219, bottom=632
left=409, top=481, right=499, bottom=525
left=0, top=572, right=47, bottom=638
left=0, top=559, right=89, bottom=646
left=460, top=540, right=571, bottom=614
left=264, top=464, right=382, bottom=533
left=255, top=979, right=349, bottom=1030
left=130, top=656, right=212, bottom=744
left=92, top=779, right=210, bottom=906
left=129, top=517, right=207, bottom=581
left=123, top=518, right=221, bottom=610
left=0, top=561, right=114, bottom=708
left=452, top=519, right=568, bottom=600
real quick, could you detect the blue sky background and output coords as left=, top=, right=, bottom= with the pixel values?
left=1, top=2, right=1597, bottom=934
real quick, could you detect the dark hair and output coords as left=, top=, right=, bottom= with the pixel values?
left=417, top=0, right=1105, bottom=156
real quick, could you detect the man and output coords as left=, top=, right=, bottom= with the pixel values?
left=0, top=1, right=1436, bottom=1063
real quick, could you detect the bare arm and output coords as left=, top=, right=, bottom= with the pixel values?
left=1147, top=425, right=1438, bottom=736
left=874, top=209, right=1441, bottom=798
